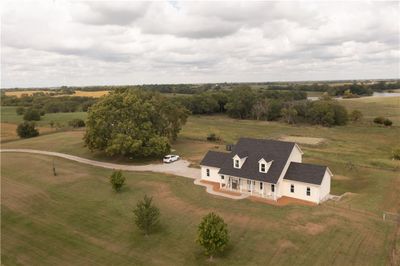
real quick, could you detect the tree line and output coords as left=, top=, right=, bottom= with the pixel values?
left=1, top=94, right=96, bottom=113
left=174, top=86, right=347, bottom=126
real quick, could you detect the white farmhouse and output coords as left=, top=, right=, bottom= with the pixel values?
left=200, top=138, right=332, bottom=204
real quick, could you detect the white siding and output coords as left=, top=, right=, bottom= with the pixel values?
left=281, top=180, right=320, bottom=203
left=276, top=145, right=303, bottom=197
left=319, top=169, right=331, bottom=202
left=200, top=166, right=221, bottom=183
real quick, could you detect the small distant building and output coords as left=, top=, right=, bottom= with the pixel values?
left=200, top=138, right=332, bottom=204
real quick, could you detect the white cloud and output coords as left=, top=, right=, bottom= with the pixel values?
left=1, top=0, right=399, bottom=88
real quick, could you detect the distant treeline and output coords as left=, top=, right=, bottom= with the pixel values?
left=1, top=85, right=348, bottom=126
left=1, top=94, right=96, bottom=113
left=59, top=80, right=400, bottom=96
left=172, top=86, right=347, bottom=126
left=4, top=80, right=399, bottom=97
left=267, top=81, right=400, bottom=96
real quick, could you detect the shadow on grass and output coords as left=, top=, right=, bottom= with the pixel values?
left=193, top=242, right=235, bottom=264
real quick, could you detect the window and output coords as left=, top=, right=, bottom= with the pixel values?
left=221, top=175, right=224, bottom=180
left=260, top=182, right=263, bottom=190
left=234, top=160, right=239, bottom=168
left=290, top=184, right=294, bottom=193
left=260, top=163, right=266, bottom=172
left=271, top=184, right=275, bottom=192
left=306, top=187, right=311, bottom=196
left=206, top=169, right=210, bottom=177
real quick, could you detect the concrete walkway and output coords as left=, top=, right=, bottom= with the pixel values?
left=193, top=179, right=249, bottom=200
left=1, top=149, right=200, bottom=179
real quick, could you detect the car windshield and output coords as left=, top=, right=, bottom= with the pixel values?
left=164, top=156, right=171, bottom=159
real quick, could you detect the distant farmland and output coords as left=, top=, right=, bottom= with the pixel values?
left=4, top=90, right=110, bottom=98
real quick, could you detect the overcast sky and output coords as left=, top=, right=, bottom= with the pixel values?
left=1, top=0, right=399, bottom=88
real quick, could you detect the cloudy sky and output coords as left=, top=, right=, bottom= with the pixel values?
left=1, top=0, right=399, bottom=88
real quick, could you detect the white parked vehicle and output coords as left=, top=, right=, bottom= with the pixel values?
left=163, top=154, right=180, bottom=163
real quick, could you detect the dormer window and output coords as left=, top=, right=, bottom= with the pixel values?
left=258, top=158, right=273, bottom=173
left=233, top=154, right=246, bottom=169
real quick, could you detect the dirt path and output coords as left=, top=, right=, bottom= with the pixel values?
left=0, top=149, right=200, bottom=179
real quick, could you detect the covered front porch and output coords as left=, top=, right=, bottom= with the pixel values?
left=220, top=175, right=277, bottom=200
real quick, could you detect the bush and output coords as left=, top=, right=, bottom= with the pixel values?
left=383, top=118, right=393, bottom=126
left=207, top=133, right=220, bottom=142
left=23, top=109, right=41, bottom=121
left=16, top=107, right=25, bottom=115
left=197, top=212, right=229, bottom=260
left=350, top=110, right=363, bottom=122
left=39, top=109, right=46, bottom=116
left=373, top=117, right=385, bottom=124
left=17, top=122, right=39, bottom=138
left=306, top=100, right=348, bottom=126
left=68, top=118, right=85, bottom=128
left=392, top=149, right=400, bottom=160
left=110, top=170, right=125, bottom=192
left=133, top=195, right=160, bottom=235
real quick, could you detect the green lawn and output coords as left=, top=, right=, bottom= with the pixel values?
left=1, top=106, right=87, bottom=127
left=1, top=153, right=397, bottom=265
left=1, top=97, right=400, bottom=265
left=340, top=96, right=400, bottom=124
left=2, top=97, right=400, bottom=213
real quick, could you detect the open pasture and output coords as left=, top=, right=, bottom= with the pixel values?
left=1, top=153, right=398, bottom=265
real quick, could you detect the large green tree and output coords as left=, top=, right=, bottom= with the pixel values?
left=225, top=86, right=256, bottom=119
left=84, top=89, right=189, bottom=157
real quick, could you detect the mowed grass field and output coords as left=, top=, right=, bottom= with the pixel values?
left=340, top=96, right=400, bottom=124
left=1, top=106, right=87, bottom=142
left=2, top=153, right=398, bottom=265
left=1, top=96, right=399, bottom=265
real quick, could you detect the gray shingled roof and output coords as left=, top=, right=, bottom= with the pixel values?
left=200, top=151, right=230, bottom=168
left=284, top=162, right=327, bottom=185
left=218, top=138, right=296, bottom=184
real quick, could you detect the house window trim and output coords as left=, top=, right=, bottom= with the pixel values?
left=306, top=187, right=311, bottom=196
left=261, top=163, right=266, bottom=172
left=271, top=184, right=275, bottom=192
left=290, top=184, right=294, bottom=193
left=260, top=182, right=263, bottom=190
left=206, top=169, right=210, bottom=177
left=234, top=159, right=239, bottom=168
left=221, top=175, right=224, bottom=180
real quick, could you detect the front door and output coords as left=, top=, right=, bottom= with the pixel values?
left=232, top=180, right=238, bottom=190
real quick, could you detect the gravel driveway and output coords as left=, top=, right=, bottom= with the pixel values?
left=1, top=149, right=200, bottom=179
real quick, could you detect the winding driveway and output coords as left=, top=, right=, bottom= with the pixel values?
left=1, top=149, right=250, bottom=200
left=1, top=149, right=200, bottom=179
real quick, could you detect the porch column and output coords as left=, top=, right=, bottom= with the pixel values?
left=261, top=182, right=264, bottom=197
